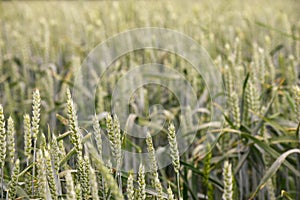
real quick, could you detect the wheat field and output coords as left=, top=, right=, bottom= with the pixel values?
left=0, top=0, right=300, bottom=199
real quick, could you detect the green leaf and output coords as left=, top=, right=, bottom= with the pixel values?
left=269, top=135, right=299, bottom=144
left=239, top=133, right=300, bottom=177
left=240, top=73, right=250, bottom=124
left=249, top=149, right=300, bottom=199
left=180, top=161, right=223, bottom=190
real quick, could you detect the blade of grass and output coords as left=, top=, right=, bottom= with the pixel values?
left=249, top=149, right=300, bottom=199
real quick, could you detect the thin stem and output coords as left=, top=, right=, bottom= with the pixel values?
left=32, top=139, right=37, bottom=195
left=18, top=163, right=33, bottom=177
left=176, top=172, right=181, bottom=199
left=102, top=178, right=106, bottom=200
left=56, top=131, right=71, bottom=141
left=1, top=166, right=4, bottom=199
left=118, top=172, right=122, bottom=193
left=58, top=133, right=92, bottom=167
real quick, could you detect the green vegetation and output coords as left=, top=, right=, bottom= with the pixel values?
left=0, top=0, right=300, bottom=199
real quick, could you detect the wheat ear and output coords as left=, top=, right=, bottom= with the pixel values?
left=7, top=116, right=16, bottom=165
left=7, top=159, right=19, bottom=199
left=89, top=165, right=100, bottom=200
left=23, top=114, right=32, bottom=162
left=167, top=185, right=175, bottom=200
left=167, top=123, right=180, bottom=198
left=93, top=116, right=102, bottom=160
left=66, top=88, right=82, bottom=156
left=65, top=172, right=76, bottom=200
left=44, top=148, right=58, bottom=200
left=0, top=105, right=6, bottom=199
left=146, top=132, right=163, bottom=200
left=137, top=164, right=146, bottom=200
left=127, top=172, right=135, bottom=200
left=222, top=160, right=233, bottom=200
left=31, top=89, right=41, bottom=195
left=89, top=146, right=124, bottom=200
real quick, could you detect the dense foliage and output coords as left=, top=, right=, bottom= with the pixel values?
left=0, top=0, right=300, bottom=199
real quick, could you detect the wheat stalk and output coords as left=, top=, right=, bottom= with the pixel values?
left=89, top=165, right=100, bottom=200
left=7, top=117, right=16, bottom=165
left=82, top=156, right=92, bottom=199
left=167, top=185, right=175, bottom=200
left=222, top=160, right=233, bottom=200
left=293, top=86, right=300, bottom=122
left=89, top=146, right=124, bottom=200
left=146, top=132, right=163, bottom=200
left=204, top=144, right=213, bottom=200
left=245, top=81, right=259, bottom=116
left=65, top=172, right=76, bottom=200
left=137, top=164, right=146, bottom=200
left=23, top=114, right=32, bottom=162
left=127, top=172, right=135, bottom=200
left=167, top=123, right=180, bottom=173
left=76, top=155, right=91, bottom=199
left=93, top=116, right=102, bottom=160
left=0, top=105, right=6, bottom=199
left=31, top=89, right=41, bottom=195
left=75, top=183, right=82, bottom=200
left=36, top=149, right=48, bottom=199
left=106, top=114, right=122, bottom=169
left=32, top=89, right=41, bottom=140
left=45, top=148, right=58, bottom=200
left=66, top=88, right=82, bottom=156
left=167, top=122, right=180, bottom=198
left=23, top=114, right=32, bottom=196
left=7, top=159, right=19, bottom=199
left=229, top=92, right=240, bottom=128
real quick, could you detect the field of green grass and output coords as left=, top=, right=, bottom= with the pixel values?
left=0, top=0, right=300, bottom=199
